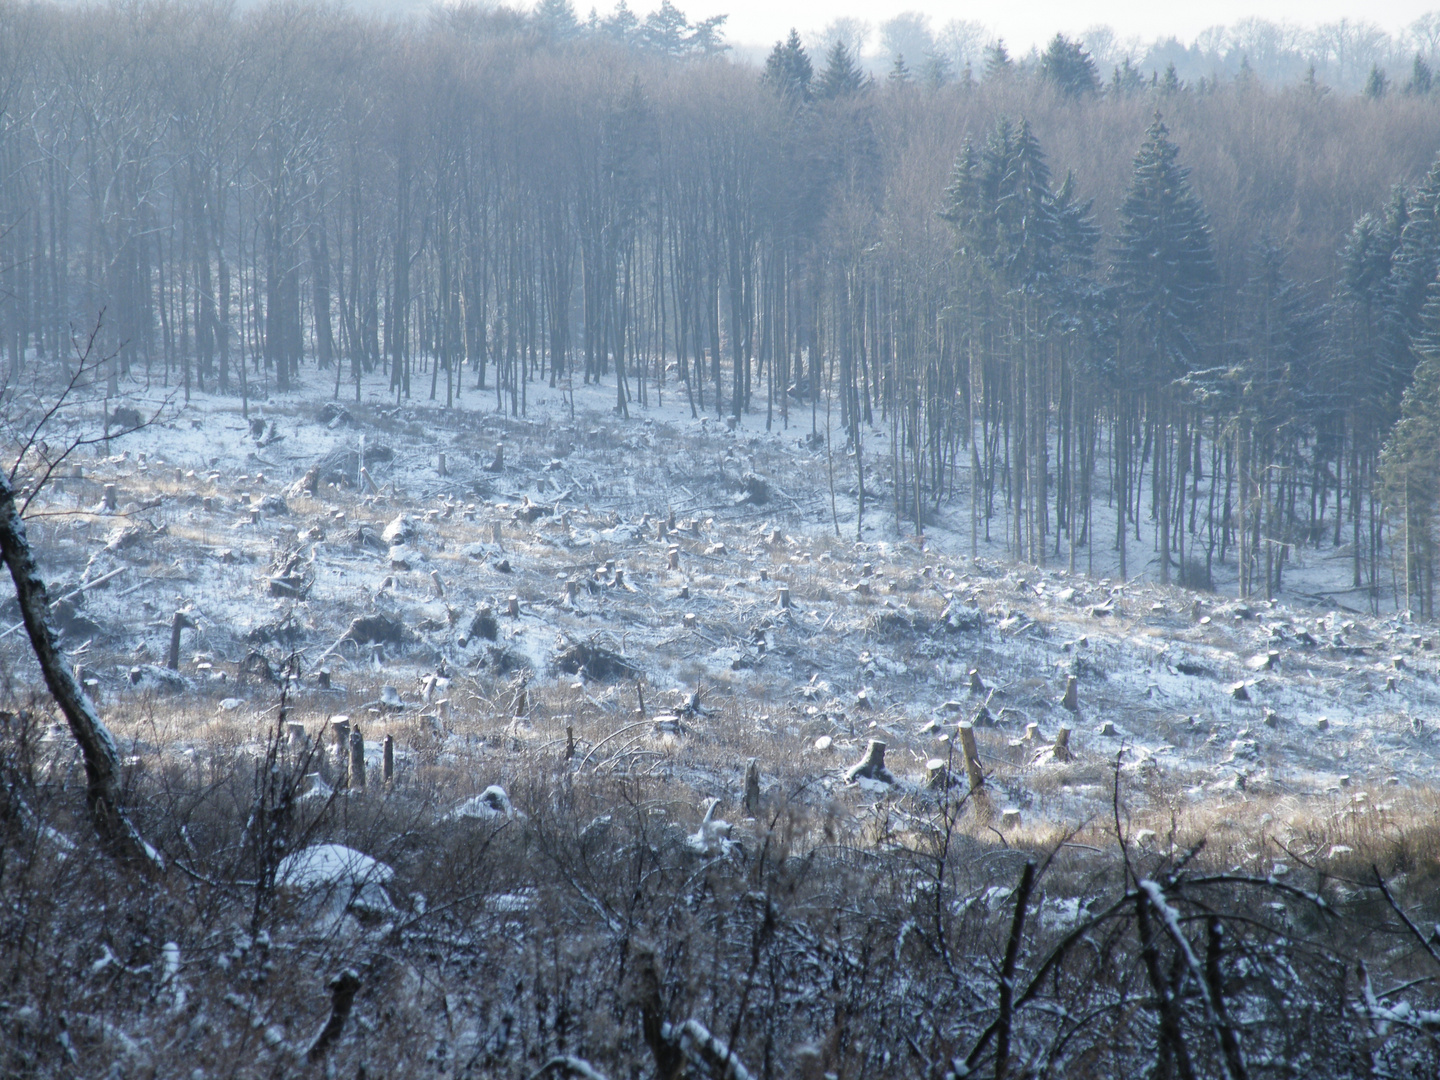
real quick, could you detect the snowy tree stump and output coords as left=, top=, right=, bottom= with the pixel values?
left=1061, top=674, right=1079, bottom=712
left=565, top=724, right=575, bottom=761
left=167, top=610, right=196, bottom=671
left=957, top=722, right=984, bottom=792
left=925, top=758, right=950, bottom=790
left=613, top=568, right=625, bottom=588
left=488, top=443, right=504, bottom=472
left=492, top=523, right=503, bottom=545
left=437, top=452, right=447, bottom=477
left=565, top=579, right=579, bottom=603
left=507, top=595, right=520, bottom=618
left=777, top=584, right=790, bottom=609
left=1023, top=722, right=1040, bottom=743
left=1052, top=726, right=1073, bottom=762
left=349, top=726, right=365, bottom=789
left=103, top=483, right=117, bottom=512
left=1000, top=808, right=1022, bottom=829
left=682, top=612, right=697, bottom=629
left=657, top=519, right=668, bottom=540
left=174, top=468, right=183, bottom=484
left=430, top=570, right=445, bottom=598
left=667, top=545, right=680, bottom=570
left=678, top=585, right=690, bottom=600
left=743, top=758, right=761, bottom=817
left=969, top=669, right=986, bottom=696
left=845, top=739, right=894, bottom=784
left=861, top=562, right=873, bottom=577
left=287, top=722, right=308, bottom=751
left=330, top=717, right=350, bottom=753
left=382, top=734, right=394, bottom=782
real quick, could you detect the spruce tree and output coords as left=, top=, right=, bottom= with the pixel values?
left=1364, top=64, right=1389, bottom=99
left=983, top=40, right=1013, bottom=81
left=1039, top=35, right=1099, bottom=99
left=1113, top=114, right=1217, bottom=382
left=816, top=40, right=865, bottom=99
left=1407, top=54, right=1434, bottom=95
left=762, top=29, right=813, bottom=103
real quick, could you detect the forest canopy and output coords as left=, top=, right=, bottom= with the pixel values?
left=9, top=0, right=1440, bottom=611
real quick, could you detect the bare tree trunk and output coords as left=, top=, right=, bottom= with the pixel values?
left=0, top=471, right=160, bottom=874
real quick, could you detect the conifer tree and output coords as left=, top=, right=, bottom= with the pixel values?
left=1039, top=35, right=1099, bottom=99
left=816, top=40, right=865, bottom=99
left=762, top=29, right=812, bottom=103
left=1364, top=64, right=1389, bottom=99
left=1113, top=114, right=1217, bottom=383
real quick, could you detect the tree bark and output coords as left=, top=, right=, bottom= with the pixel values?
left=0, top=470, right=160, bottom=873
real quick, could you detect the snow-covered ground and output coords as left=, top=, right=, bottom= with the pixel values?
left=8, top=366, right=1436, bottom=849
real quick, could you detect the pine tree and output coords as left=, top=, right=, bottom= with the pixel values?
left=1407, top=54, right=1434, bottom=95
left=1039, top=34, right=1099, bottom=99
left=1113, top=114, right=1217, bottom=382
left=1160, top=62, right=1182, bottom=94
left=534, top=0, right=580, bottom=40
left=1109, top=59, right=1145, bottom=97
left=1380, top=285, right=1440, bottom=616
left=983, top=40, right=1013, bottom=81
left=816, top=40, right=865, bottom=99
left=920, top=51, right=953, bottom=89
left=1364, top=64, right=1389, bottom=99
left=888, top=54, right=911, bottom=84
left=762, top=29, right=813, bottom=103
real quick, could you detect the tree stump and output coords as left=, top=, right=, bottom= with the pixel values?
left=167, top=610, right=196, bottom=671
left=1052, top=726, right=1073, bottom=762
left=487, top=443, right=504, bottom=472
left=103, top=483, right=117, bottom=512
left=565, top=579, right=579, bottom=603
left=844, top=739, right=894, bottom=784
left=969, top=669, right=986, bottom=696
left=349, top=726, right=365, bottom=789
left=430, top=570, right=445, bottom=598
left=683, top=612, right=697, bottom=629
left=492, top=523, right=503, bottom=545
left=777, top=585, right=790, bottom=609
left=382, top=734, right=394, bottom=782
left=1061, top=674, right=1079, bottom=712
left=287, top=722, right=308, bottom=751
left=743, top=758, right=761, bottom=817
left=957, top=722, right=984, bottom=792
left=1023, top=722, right=1040, bottom=743
left=925, top=758, right=950, bottom=790
left=437, top=452, right=447, bottom=477
left=507, top=595, right=520, bottom=618
left=667, top=545, right=680, bottom=570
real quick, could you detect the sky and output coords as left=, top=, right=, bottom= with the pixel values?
left=678, top=1, right=1438, bottom=54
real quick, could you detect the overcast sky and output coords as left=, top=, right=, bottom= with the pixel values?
left=681, top=1, right=1436, bottom=53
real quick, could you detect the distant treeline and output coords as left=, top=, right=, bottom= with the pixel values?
left=9, top=1, right=1440, bottom=612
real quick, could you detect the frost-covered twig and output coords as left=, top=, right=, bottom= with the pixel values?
left=662, top=1018, right=755, bottom=1080
left=526, top=1055, right=612, bottom=1080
